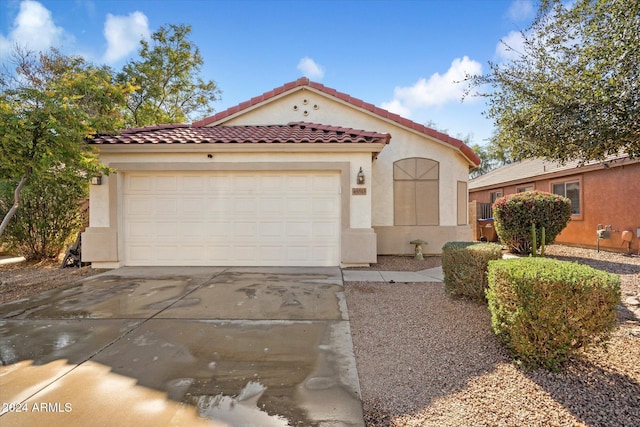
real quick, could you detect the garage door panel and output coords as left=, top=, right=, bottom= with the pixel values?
left=286, top=246, right=311, bottom=263
left=312, top=174, right=337, bottom=192
left=259, top=222, right=283, bottom=238
left=182, top=198, right=204, bottom=215
left=233, top=245, right=261, bottom=262
left=206, top=246, right=231, bottom=261
left=234, top=198, right=258, bottom=216
left=127, top=245, right=153, bottom=263
left=286, top=222, right=312, bottom=238
left=156, top=175, right=178, bottom=191
left=313, top=246, right=340, bottom=265
left=259, top=246, right=286, bottom=263
left=312, top=221, right=339, bottom=239
left=233, top=221, right=258, bottom=238
left=126, top=198, right=153, bottom=216
left=155, top=198, right=178, bottom=216
left=180, top=222, right=204, bottom=238
left=286, top=175, right=311, bottom=191
left=127, top=221, right=155, bottom=238
left=207, top=197, right=234, bottom=215
left=128, top=176, right=152, bottom=192
left=154, top=245, right=181, bottom=261
left=286, top=199, right=312, bottom=217
left=260, top=175, right=284, bottom=192
left=312, top=197, right=340, bottom=216
left=206, top=175, right=231, bottom=191
left=182, top=175, right=205, bottom=192
left=124, top=171, right=340, bottom=266
left=156, top=221, right=180, bottom=239
left=258, top=197, right=284, bottom=216
left=181, top=246, right=207, bottom=262
left=207, top=222, right=232, bottom=238
left=233, top=175, right=258, bottom=193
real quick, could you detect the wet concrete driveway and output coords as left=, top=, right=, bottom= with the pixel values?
left=0, top=267, right=364, bottom=426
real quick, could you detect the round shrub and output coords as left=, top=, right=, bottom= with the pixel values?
left=487, top=258, right=620, bottom=371
left=493, top=190, right=571, bottom=255
left=442, top=241, right=503, bottom=302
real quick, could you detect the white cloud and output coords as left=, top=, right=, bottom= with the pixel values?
left=379, top=99, right=412, bottom=118
left=0, top=0, right=70, bottom=57
left=495, top=30, right=526, bottom=62
left=102, top=11, right=150, bottom=63
left=297, top=57, right=325, bottom=80
left=380, top=56, right=483, bottom=117
left=507, top=0, right=535, bottom=22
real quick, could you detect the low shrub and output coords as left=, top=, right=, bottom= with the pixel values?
left=487, top=257, right=621, bottom=371
left=492, top=191, right=572, bottom=255
left=442, top=241, right=503, bottom=302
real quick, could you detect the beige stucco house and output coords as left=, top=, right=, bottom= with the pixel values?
left=82, top=78, right=480, bottom=268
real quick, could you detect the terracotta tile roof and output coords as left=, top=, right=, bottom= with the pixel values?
left=90, top=122, right=391, bottom=145
left=468, top=154, right=633, bottom=190
left=192, top=77, right=481, bottom=166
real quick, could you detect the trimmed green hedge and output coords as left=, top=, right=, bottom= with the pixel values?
left=442, top=241, right=503, bottom=302
left=493, top=191, right=572, bottom=255
left=487, top=258, right=620, bottom=370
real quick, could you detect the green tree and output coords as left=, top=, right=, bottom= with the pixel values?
left=118, top=24, right=221, bottom=127
left=470, top=137, right=513, bottom=178
left=470, top=0, right=640, bottom=164
left=0, top=48, right=128, bottom=238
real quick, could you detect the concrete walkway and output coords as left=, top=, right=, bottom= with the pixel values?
left=342, top=266, right=444, bottom=283
left=0, top=267, right=364, bottom=426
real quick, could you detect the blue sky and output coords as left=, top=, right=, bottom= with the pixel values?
left=0, top=0, right=537, bottom=145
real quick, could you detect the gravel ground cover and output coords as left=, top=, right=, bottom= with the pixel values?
left=345, top=245, right=640, bottom=426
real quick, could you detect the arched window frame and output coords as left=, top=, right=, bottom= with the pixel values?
left=393, top=157, right=439, bottom=226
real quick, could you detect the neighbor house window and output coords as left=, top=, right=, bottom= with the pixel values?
left=552, top=179, right=581, bottom=215
left=490, top=191, right=503, bottom=204
left=394, top=158, right=439, bottom=225
left=517, top=185, right=534, bottom=193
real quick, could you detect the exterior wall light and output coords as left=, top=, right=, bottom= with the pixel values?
left=91, top=175, right=102, bottom=185
left=357, top=167, right=365, bottom=185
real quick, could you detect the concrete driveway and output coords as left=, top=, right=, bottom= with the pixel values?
left=0, top=267, right=364, bottom=426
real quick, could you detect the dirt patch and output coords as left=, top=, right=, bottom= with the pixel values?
left=0, top=260, right=105, bottom=305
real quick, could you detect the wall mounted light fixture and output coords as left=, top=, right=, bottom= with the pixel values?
left=357, top=167, right=365, bottom=185
left=91, top=175, right=102, bottom=185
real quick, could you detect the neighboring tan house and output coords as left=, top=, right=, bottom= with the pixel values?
left=468, top=154, right=640, bottom=254
left=82, top=78, right=480, bottom=268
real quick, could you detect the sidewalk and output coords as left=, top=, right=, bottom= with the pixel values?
left=342, top=266, right=443, bottom=283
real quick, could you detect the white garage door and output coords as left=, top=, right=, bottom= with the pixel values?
left=123, top=171, right=341, bottom=266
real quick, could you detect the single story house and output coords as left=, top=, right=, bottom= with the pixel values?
left=469, top=154, right=640, bottom=254
left=82, top=78, right=480, bottom=268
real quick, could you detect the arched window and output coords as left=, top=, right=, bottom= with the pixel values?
left=393, top=158, right=439, bottom=225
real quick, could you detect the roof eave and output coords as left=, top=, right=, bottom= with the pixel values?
left=92, top=142, right=388, bottom=154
